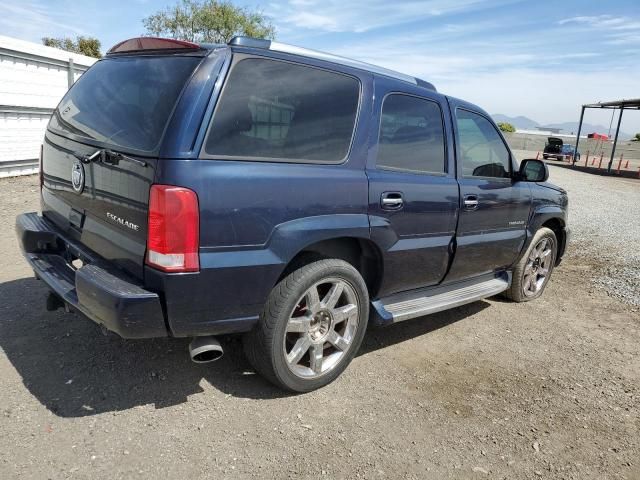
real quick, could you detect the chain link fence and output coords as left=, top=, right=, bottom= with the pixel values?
left=503, top=132, right=640, bottom=170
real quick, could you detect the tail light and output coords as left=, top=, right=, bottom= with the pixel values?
left=146, top=184, right=199, bottom=273
left=38, top=144, right=44, bottom=189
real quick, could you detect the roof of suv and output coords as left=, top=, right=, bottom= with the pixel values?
left=228, top=37, right=436, bottom=91
left=106, top=36, right=436, bottom=92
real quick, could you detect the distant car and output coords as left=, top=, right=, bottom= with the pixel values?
left=542, top=137, right=562, bottom=159
left=560, top=144, right=580, bottom=162
left=543, top=138, right=579, bottom=161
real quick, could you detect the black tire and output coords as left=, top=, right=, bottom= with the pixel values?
left=243, top=259, right=369, bottom=392
left=505, top=227, right=557, bottom=302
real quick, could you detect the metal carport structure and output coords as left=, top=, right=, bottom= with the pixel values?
left=574, top=98, right=640, bottom=173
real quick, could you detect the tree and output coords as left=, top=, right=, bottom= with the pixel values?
left=42, top=36, right=102, bottom=58
left=143, top=0, right=275, bottom=43
left=632, top=133, right=640, bottom=142
left=498, top=122, right=516, bottom=133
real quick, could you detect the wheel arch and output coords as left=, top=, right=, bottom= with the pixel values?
left=541, top=217, right=567, bottom=264
left=276, top=237, right=385, bottom=299
left=527, top=207, right=567, bottom=265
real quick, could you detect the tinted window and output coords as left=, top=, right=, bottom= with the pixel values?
left=205, top=58, right=360, bottom=162
left=49, top=56, right=201, bottom=153
left=376, top=94, right=445, bottom=174
left=456, top=109, right=511, bottom=178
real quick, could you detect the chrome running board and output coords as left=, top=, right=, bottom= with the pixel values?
left=371, top=273, right=510, bottom=326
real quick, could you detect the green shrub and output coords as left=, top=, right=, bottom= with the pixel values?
left=498, top=122, right=516, bottom=133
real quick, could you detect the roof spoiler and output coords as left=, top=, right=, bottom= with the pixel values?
left=107, top=37, right=202, bottom=55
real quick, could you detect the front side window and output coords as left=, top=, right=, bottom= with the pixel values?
left=204, top=58, right=360, bottom=163
left=456, top=109, right=511, bottom=178
left=376, top=94, right=446, bottom=174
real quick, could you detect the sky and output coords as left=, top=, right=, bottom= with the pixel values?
left=1, top=0, right=639, bottom=133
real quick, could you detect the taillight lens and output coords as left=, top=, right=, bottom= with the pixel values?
left=146, top=184, right=199, bottom=273
left=39, top=144, right=44, bottom=189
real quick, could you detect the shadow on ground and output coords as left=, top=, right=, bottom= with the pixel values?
left=0, top=276, right=489, bottom=417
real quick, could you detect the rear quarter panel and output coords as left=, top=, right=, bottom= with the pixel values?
left=152, top=56, right=374, bottom=336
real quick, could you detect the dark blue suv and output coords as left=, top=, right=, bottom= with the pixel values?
left=16, top=37, right=569, bottom=391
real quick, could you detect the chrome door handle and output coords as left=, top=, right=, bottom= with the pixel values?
left=463, top=195, right=479, bottom=210
left=382, top=197, right=403, bottom=206
left=381, top=192, right=404, bottom=210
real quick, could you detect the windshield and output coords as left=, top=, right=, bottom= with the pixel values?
left=49, top=55, right=202, bottom=153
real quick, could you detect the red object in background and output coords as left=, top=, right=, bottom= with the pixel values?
left=587, top=133, right=609, bottom=140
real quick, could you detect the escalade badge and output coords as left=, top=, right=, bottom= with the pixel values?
left=106, top=212, right=140, bottom=231
left=71, top=160, right=85, bottom=194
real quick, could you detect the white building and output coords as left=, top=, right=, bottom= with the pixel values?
left=0, top=35, right=97, bottom=177
left=515, top=128, right=586, bottom=140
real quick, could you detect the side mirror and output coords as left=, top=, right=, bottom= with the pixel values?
left=518, top=159, right=548, bottom=182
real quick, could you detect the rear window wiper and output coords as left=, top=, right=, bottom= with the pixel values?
left=75, top=149, right=147, bottom=167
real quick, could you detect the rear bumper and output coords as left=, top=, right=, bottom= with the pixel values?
left=16, top=212, right=167, bottom=339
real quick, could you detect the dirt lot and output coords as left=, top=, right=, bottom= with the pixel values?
left=0, top=169, right=638, bottom=480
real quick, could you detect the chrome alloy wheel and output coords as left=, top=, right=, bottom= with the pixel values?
left=523, top=237, right=554, bottom=297
left=283, top=278, right=359, bottom=379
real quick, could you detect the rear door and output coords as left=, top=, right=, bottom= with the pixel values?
left=367, top=79, right=459, bottom=297
left=446, top=100, right=531, bottom=282
left=545, top=137, right=563, bottom=153
left=42, top=53, right=206, bottom=278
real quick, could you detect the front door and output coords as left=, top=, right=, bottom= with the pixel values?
left=367, top=84, right=459, bottom=297
left=446, top=101, right=532, bottom=282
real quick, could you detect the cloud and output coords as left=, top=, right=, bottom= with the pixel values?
left=0, top=2, right=86, bottom=40
left=327, top=24, right=606, bottom=83
left=558, top=15, right=640, bottom=30
left=318, top=23, right=640, bottom=131
left=269, top=0, right=517, bottom=33
left=557, top=14, right=640, bottom=48
left=444, top=68, right=640, bottom=127
left=284, top=12, right=341, bottom=31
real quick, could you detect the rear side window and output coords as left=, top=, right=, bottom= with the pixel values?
left=49, top=56, right=201, bottom=153
left=204, top=58, right=360, bottom=163
left=376, top=94, right=446, bottom=174
left=456, top=109, right=511, bottom=178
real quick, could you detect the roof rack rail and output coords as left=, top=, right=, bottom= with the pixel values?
left=228, top=36, right=436, bottom=91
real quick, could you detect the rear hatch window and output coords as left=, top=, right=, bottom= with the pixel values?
left=49, top=55, right=202, bottom=154
left=42, top=53, right=204, bottom=279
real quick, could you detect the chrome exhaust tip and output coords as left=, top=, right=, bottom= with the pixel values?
left=188, top=336, right=224, bottom=363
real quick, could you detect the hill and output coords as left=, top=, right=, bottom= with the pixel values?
left=492, top=114, right=632, bottom=139
left=492, top=114, right=539, bottom=130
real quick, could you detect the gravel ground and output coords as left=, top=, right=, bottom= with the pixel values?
left=549, top=165, right=640, bottom=306
left=0, top=173, right=638, bottom=480
left=515, top=152, right=640, bottom=305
